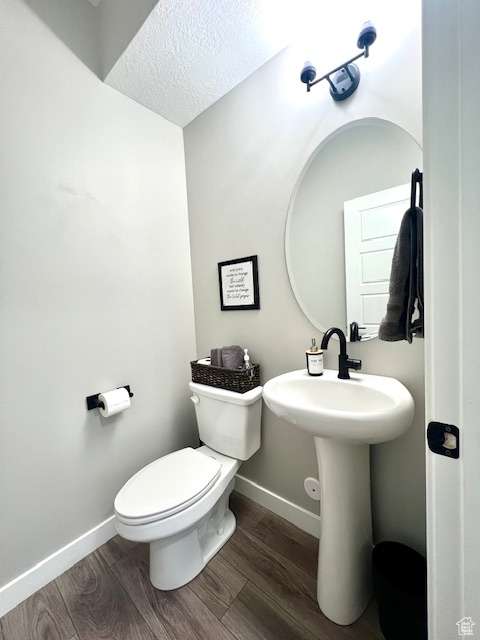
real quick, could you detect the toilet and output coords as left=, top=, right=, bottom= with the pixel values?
left=114, top=381, right=263, bottom=590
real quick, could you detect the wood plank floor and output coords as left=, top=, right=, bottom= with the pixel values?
left=0, top=492, right=384, bottom=640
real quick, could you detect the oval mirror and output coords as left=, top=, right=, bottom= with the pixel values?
left=286, top=118, right=422, bottom=341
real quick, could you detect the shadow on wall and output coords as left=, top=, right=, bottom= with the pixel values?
left=26, top=0, right=101, bottom=76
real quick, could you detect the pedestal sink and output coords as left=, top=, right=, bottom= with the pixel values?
left=262, top=369, right=414, bottom=626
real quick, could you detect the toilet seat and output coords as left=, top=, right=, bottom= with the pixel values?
left=114, top=447, right=222, bottom=525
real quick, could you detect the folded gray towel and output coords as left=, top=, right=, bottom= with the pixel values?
left=210, top=348, right=223, bottom=367
left=221, top=345, right=244, bottom=369
left=378, top=205, right=423, bottom=342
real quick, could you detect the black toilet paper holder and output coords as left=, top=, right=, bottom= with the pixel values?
left=86, top=385, right=134, bottom=411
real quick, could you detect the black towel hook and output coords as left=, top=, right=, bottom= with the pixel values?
left=411, top=168, right=423, bottom=209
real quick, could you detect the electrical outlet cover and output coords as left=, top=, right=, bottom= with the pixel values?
left=304, top=476, right=321, bottom=501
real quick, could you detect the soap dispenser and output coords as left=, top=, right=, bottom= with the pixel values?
left=244, top=348, right=254, bottom=379
left=306, top=338, right=323, bottom=376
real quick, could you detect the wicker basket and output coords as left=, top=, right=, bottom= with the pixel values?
left=190, top=360, right=260, bottom=393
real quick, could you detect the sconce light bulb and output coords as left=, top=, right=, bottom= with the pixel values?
left=357, top=21, right=377, bottom=50
left=300, top=61, right=317, bottom=84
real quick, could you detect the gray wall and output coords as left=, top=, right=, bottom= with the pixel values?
left=23, top=0, right=160, bottom=79
left=184, top=8, right=426, bottom=552
left=0, top=0, right=197, bottom=587
left=25, top=0, right=101, bottom=75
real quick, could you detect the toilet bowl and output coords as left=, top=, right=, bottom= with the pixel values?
left=114, top=382, right=262, bottom=590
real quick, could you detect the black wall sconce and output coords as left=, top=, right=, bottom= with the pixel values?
left=300, top=21, right=377, bottom=101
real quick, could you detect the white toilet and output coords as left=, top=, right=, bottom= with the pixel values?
left=114, top=381, right=263, bottom=590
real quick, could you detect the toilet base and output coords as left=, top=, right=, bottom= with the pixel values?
left=149, top=477, right=236, bottom=590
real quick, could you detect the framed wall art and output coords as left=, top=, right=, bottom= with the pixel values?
left=218, top=255, right=260, bottom=311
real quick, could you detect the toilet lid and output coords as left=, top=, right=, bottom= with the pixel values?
left=114, top=447, right=222, bottom=523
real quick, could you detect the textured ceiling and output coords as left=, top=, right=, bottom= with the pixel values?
left=104, top=0, right=313, bottom=127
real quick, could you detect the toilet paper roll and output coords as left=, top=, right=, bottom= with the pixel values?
left=98, top=387, right=131, bottom=417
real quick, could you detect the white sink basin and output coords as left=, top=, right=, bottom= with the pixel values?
left=262, top=368, right=414, bottom=444
left=262, top=368, right=415, bottom=626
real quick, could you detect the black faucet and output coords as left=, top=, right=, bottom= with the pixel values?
left=320, top=327, right=362, bottom=380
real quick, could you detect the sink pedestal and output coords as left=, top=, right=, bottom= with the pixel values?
left=315, top=437, right=373, bottom=626
left=262, top=368, right=415, bottom=627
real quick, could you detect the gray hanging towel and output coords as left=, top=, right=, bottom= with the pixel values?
left=378, top=170, right=424, bottom=343
left=408, top=207, right=424, bottom=341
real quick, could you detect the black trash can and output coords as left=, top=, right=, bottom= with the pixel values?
left=372, top=541, right=427, bottom=640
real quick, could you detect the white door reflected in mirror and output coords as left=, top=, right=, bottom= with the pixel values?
left=344, top=183, right=410, bottom=340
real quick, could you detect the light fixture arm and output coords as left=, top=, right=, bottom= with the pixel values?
left=304, top=50, right=366, bottom=94
left=300, top=21, right=377, bottom=101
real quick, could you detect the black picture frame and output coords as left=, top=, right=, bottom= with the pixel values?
left=218, top=255, right=260, bottom=311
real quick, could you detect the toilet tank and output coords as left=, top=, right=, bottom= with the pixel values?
left=188, top=382, right=263, bottom=460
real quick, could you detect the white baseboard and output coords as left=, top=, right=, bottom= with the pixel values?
left=234, top=474, right=320, bottom=539
left=0, top=516, right=116, bottom=618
